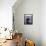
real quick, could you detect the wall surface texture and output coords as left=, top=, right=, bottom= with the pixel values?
left=13, top=0, right=41, bottom=46
left=41, top=0, right=46, bottom=46
left=13, top=0, right=46, bottom=46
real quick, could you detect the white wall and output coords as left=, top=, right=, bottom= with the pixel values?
left=41, top=0, right=46, bottom=46
left=0, top=0, right=16, bottom=30
left=13, top=0, right=41, bottom=46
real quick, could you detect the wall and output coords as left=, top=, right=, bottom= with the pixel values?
left=0, top=0, right=16, bottom=30
left=41, top=0, right=46, bottom=46
left=13, top=0, right=41, bottom=46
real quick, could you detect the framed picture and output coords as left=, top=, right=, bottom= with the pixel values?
left=24, top=14, right=33, bottom=25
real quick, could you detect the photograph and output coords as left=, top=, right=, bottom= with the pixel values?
left=24, top=14, right=33, bottom=25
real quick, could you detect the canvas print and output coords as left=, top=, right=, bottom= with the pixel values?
left=24, top=14, right=33, bottom=25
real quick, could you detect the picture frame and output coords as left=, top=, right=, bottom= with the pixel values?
left=24, top=14, right=33, bottom=25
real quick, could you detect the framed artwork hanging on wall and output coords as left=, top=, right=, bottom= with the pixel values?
left=24, top=14, right=33, bottom=25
